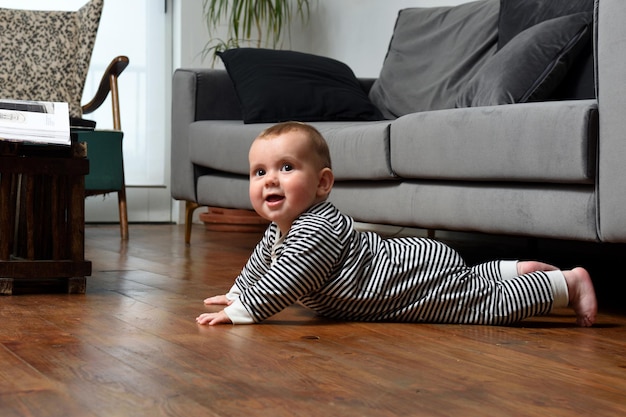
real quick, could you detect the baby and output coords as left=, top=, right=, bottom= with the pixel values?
left=197, top=122, right=597, bottom=327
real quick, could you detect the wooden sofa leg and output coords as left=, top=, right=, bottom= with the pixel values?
left=185, top=201, right=202, bottom=244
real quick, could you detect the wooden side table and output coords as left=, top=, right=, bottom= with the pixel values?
left=0, top=141, right=91, bottom=294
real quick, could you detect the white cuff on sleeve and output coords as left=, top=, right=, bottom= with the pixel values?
left=223, top=299, right=255, bottom=324
left=225, top=283, right=241, bottom=302
left=499, top=260, right=519, bottom=280
left=546, top=270, right=569, bottom=309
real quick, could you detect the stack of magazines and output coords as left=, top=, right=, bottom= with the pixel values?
left=0, top=99, right=71, bottom=146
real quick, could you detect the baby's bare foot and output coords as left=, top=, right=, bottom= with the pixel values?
left=564, top=267, right=597, bottom=327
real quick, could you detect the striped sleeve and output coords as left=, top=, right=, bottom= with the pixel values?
left=233, top=225, right=275, bottom=290
left=237, top=213, right=344, bottom=322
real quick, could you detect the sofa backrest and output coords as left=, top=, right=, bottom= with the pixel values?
left=368, top=0, right=596, bottom=119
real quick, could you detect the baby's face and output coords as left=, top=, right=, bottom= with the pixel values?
left=248, top=131, right=325, bottom=234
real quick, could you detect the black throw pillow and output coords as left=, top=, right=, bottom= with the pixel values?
left=218, top=48, right=384, bottom=124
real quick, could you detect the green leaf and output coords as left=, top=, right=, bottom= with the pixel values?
left=201, top=0, right=310, bottom=64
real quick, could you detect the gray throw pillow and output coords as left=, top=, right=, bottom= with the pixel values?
left=368, top=0, right=499, bottom=119
left=455, top=12, right=593, bottom=108
left=497, top=0, right=596, bottom=100
left=497, top=0, right=595, bottom=49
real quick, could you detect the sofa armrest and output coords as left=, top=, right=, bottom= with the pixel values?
left=191, top=69, right=242, bottom=121
left=171, top=68, right=241, bottom=202
left=596, top=0, right=626, bottom=242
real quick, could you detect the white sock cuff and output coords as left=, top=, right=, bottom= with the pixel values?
left=547, top=270, right=569, bottom=308
left=499, top=260, right=519, bottom=280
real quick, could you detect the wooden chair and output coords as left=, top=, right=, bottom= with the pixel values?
left=0, top=0, right=130, bottom=239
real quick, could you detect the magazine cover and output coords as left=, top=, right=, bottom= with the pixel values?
left=0, top=99, right=70, bottom=146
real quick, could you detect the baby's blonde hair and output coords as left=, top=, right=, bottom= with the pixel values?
left=257, top=121, right=332, bottom=169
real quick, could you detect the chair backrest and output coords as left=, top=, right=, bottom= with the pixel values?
left=0, top=0, right=103, bottom=119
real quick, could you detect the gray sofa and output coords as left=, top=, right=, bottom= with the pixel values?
left=171, top=0, right=626, bottom=244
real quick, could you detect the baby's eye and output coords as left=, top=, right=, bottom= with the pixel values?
left=280, top=163, right=294, bottom=172
left=254, top=168, right=266, bottom=177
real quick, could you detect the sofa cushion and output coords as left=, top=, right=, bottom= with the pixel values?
left=391, top=100, right=597, bottom=183
left=329, top=182, right=598, bottom=242
left=217, top=48, right=383, bottom=124
left=368, top=0, right=499, bottom=119
left=498, top=0, right=596, bottom=100
left=197, top=174, right=255, bottom=210
left=456, top=12, right=592, bottom=107
left=189, top=120, right=394, bottom=181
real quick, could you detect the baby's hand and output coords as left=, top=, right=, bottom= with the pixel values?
left=196, top=310, right=232, bottom=325
left=203, top=294, right=233, bottom=305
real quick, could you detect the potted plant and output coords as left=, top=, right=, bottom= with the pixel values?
left=202, top=0, right=311, bottom=63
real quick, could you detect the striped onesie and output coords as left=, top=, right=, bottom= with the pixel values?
left=223, top=201, right=568, bottom=325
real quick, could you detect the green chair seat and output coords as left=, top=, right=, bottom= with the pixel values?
left=75, top=130, right=125, bottom=192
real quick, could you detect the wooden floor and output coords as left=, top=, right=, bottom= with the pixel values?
left=1, top=223, right=625, bottom=417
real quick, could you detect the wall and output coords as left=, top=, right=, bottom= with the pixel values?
left=174, top=0, right=475, bottom=77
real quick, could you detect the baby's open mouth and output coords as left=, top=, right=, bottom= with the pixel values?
left=266, top=194, right=284, bottom=202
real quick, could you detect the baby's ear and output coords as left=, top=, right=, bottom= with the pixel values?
left=317, top=168, right=334, bottom=197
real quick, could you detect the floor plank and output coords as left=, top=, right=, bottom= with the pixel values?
left=0, top=223, right=625, bottom=417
